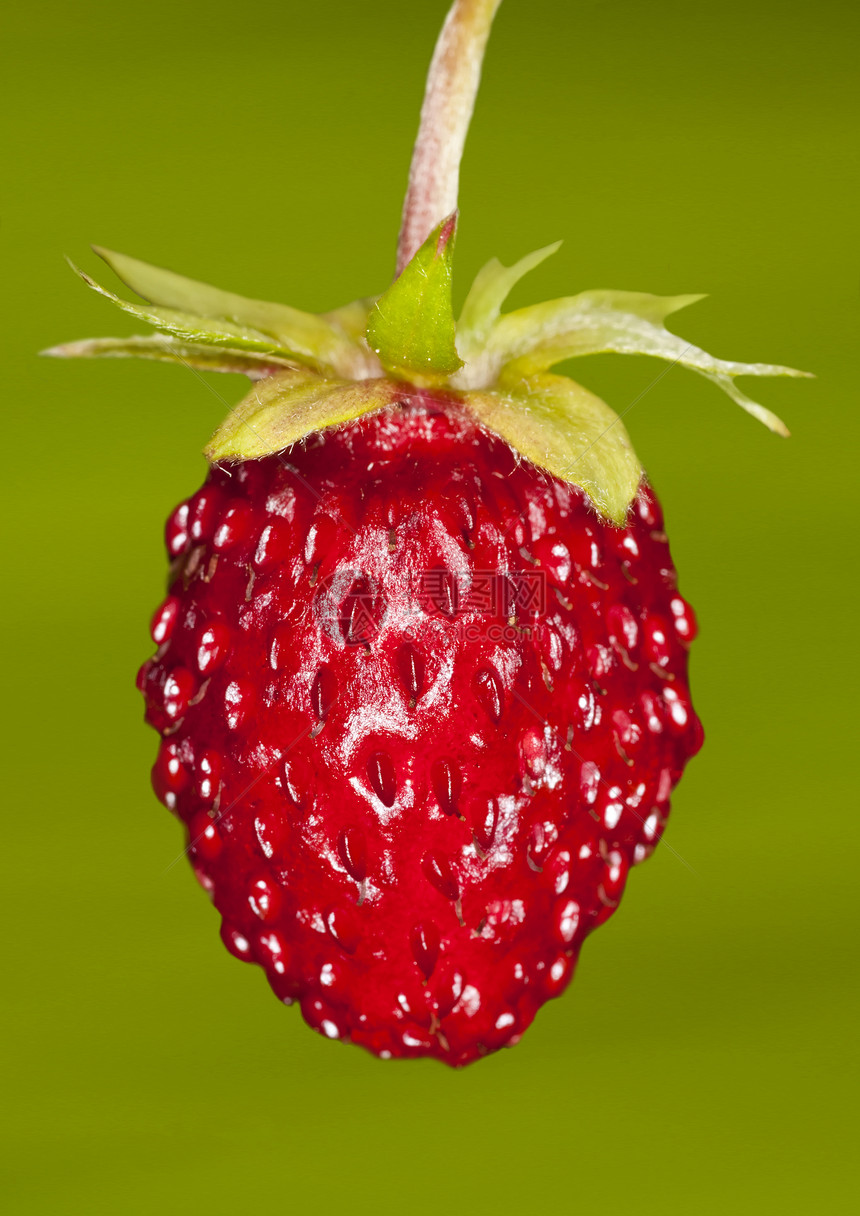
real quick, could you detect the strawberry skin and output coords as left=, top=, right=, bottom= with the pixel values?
left=138, top=395, right=702, bottom=1066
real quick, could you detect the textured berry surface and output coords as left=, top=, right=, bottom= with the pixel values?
left=138, top=395, right=702, bottom=1066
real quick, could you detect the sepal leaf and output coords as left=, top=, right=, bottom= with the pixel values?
left=479, top=289, right=809, bottom=435
left=322, top=298, right=378, bottom=348
left=93, top=247, right=372, bottom=376
left=72, top=261, right=302, bottom=355
left=457, top=241, right=561, bottom=359
left=367, top=214, right=463, bottom=381
left=465, top=371, right=643, bottom=525
left=41, top=334, right=294, bottom=378
left=205, top=371, right=398, bottom=462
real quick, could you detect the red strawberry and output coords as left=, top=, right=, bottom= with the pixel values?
left=138, top=404, right=701, bottom=1064
left=50, top=0, right=805, bottom=1065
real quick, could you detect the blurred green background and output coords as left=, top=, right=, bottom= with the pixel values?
left=3, top=0, right=857, bottom=1211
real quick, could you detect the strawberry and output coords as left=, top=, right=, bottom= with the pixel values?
left=137, top=412, right=702, bottom=1065
left=49, top=0, right=807, bottom=1065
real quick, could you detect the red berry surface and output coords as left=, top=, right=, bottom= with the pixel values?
left=138, top=396, right=702, bottom=1065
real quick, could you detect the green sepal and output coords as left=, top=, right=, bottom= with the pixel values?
left=205, top=371, right=398, bottom=462
left=480, top=289, right=809, bottom=436
left=465, top=371, right=643, bottom=525
left=367, top=214, right=463, bottom=382
left=41, top=334, right=295, bottom=378
left=457, top=241, right=562, bottom=361
left=93, top=247, right=373, bottom=376
left=322, top=297, right=378, bottom=347
left=72, top=260, right=302, bottom=354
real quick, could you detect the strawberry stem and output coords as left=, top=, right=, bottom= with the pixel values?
left=396, top=0, right=502, bottom=276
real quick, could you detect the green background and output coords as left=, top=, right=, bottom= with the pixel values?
left=3, top=0, right=858, bottom=1211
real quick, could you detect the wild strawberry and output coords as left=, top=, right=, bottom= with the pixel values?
left=49, top=0, right=807, bottom=1065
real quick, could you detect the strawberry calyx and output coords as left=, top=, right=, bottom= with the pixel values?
left=44, top=0, right=810, bottom=524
